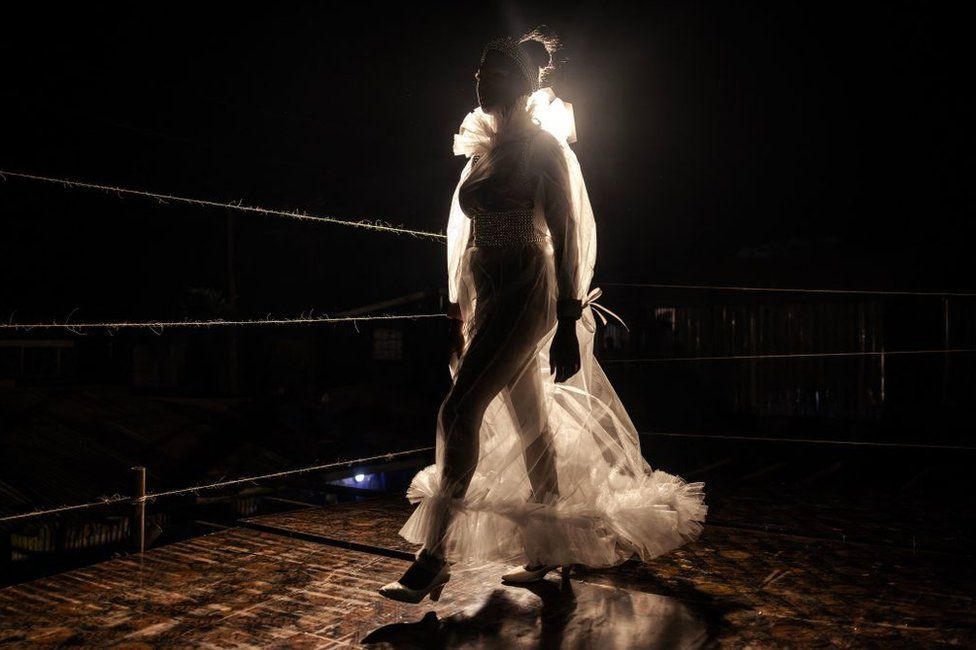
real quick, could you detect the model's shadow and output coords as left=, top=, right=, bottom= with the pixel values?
left=362, top=570, right=734, bottom=649
left=362, top=578, right=575, bottom=649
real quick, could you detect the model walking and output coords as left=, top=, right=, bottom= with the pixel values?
left=380, top=30, right=707, bottom=604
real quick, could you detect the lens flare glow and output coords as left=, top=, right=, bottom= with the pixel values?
left=528, top=88, right=577, bottom=144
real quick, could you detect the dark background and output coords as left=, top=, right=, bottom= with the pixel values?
left=2, top=1, right=971, bottom=322
left=1, top=0, right=974, bottom=587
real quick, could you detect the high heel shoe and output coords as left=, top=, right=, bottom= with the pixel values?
left=501, top=563, right=561, bottom=584
left=378, top=551, right=451, bottom=604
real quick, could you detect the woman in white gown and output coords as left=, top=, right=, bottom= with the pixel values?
left=379, top=32, right=708, bottom=604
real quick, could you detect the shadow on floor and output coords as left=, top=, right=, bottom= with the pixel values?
left=362, top=571, right=740, bottom=649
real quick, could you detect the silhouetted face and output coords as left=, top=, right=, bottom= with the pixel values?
left=475, top=49, right=530, bottom=114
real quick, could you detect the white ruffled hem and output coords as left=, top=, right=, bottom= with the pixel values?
left=398, top=463, right=708, bottom=568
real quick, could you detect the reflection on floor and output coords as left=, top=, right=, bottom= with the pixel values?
left=0, top=527, right=710, bottom=648
left=243, top=496, right=976, bottom=647
left=1, top=492, right=972, bottom=648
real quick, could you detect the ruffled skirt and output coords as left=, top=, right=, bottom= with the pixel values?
left=399, top=241, right=707, bottom=568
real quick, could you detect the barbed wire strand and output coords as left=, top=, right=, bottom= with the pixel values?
left=601, top=281, right=976, bottom=298
left=0, top=446, right=434, bottom=524
left=5, top=170, right=976, bottom=297
left=604, top=348, right=976, bottom=363
left=1, top=310, right=972, bottom=363
left=0, top=169, right=446, bottom=242
left=639, top=431, right=976, bottom=451
left=0, top=312, right=446, bottom=334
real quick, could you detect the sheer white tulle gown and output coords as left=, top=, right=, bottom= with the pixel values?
left=399, top=88, right=708, bottom=569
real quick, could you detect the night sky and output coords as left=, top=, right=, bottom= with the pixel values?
left=2, top=2, right=971, bottom=325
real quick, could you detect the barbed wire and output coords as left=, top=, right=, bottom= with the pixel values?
left=1, top=309, right=971, bottom=364
left=5, top=169, right=976, bottom=297
left=0, top=312, right=446, bottom=335
left=639, top=431, right=976, bottom=451
left=0, top=447, right=434, bottom=524
left=601, top=281, right=976, bottom=298
left=0, top=169, right=446, bottom=242
left=603, top=348, right=976, bottom=364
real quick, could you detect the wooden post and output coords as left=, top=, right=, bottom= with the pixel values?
left=130, top=466, right=146, bottom=554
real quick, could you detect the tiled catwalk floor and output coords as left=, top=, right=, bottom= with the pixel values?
left=2, top=494, right=973, bottom=648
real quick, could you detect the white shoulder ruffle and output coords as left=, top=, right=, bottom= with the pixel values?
left=452, top=87, right=577, bottom=158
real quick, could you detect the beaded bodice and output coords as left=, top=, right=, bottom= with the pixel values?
left=459, top=133, right=549, bottom=248
left=470, top=206, right=548, bottom=247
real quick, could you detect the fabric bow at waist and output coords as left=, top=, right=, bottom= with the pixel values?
left=581, top=286, right=629, bottom=334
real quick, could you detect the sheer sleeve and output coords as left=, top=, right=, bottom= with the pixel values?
left=531, top=131, right=580, bottom=302
left=446, top=157, right=475, bottom=305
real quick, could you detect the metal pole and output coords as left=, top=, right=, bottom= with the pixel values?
left=130, top=466, right=146, bottom=554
